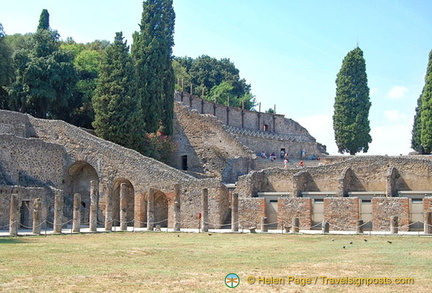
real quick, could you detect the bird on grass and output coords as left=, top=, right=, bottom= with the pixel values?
left=343, top=246, right=346, bottom=249
left=364, top=239, right=368, bottom=242
left=349, top=241, right=353, bottom=245
left=331, top=238, right=335, bottom=241
left=387, top=240, right=392, bottom=244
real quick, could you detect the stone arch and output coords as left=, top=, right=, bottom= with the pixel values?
left=112, top=179, right=135, bottom=227
left=141, top=189, right=169, bottom=228
left=154, top=190, right=168, bottom=227
left=67, top=161, right=99, bottom=225
left=338, top=167, right=364, bottom=196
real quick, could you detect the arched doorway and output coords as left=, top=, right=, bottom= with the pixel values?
left=68, top=161, right=99, bottom=226
left=112, top=179, right=135, bottom=227
left=154, top=191, right=168, bottom=227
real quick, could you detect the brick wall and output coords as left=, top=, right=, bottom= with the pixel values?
left=372, top=197, right=410, bottom=232
left=238, top=197, right=266, bottom=229
left=277, top=198, right=312, bottom=229
left=324, top=198, right=360, bottom=231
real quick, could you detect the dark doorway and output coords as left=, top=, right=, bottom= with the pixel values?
left=263, top=124, right=269, bottom=131
left=20, top=200, right=30, bottom=229
left=181, top=155, right=188, bottom=171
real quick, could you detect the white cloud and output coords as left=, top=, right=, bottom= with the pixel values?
left=368, top=123, right=413, bottom=155
left=297, top=115, right=338, bottom=154
left=384, top=110, right=407, bottom=123
left=386, top=86, right=409, bottom=99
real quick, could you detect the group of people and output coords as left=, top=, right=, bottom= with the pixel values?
left=259, top=149, right=319, bottom=169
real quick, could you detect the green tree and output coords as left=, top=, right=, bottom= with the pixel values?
left=132, top=0, right=176, bottom=134
left=333, top=47, right=372, bottom=155
left=175, top=55, right=255, bottom=110
left=93, top=32, right=147, bottom=153
left=7, top=9, right=77, bottom=118
left=411, top=95, right=423, bottom=153
left=0, top=24, right=14, bottom=109
left=420, top=50, right=432, bottom=153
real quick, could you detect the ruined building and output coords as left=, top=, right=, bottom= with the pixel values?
left=1, top=93, right=432, bottom=234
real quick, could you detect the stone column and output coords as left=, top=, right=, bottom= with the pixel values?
left=356, top=219, right=364, bottom=234
left=53, top=191, right=64, bottom=234
left=32, top=198, right=42, bottom=235
left=386, top=167, right=397, bottom=197
left=292, top=217, right=300, bottom=233
left=134, top=192, right=145, bottom=228
left=322, top=221, right=329, bottom=234
left=104, top=191, right=112, bottom=231
left=390, top=216, right=398, bottom=234
left=120, top=183, right=128, bottom=231
left=231, top=193, right=239, bottom=232
left=89, top=180, right=98, bottom=232
left=72, top=193, right=81, bottom=233
left=424, top=212, right=432, bottom=235
left=202, top=188, right=209, bottom=232
left=261, top=217, right=268, bottom=232
left=147, top=188, right=155, bottom=231
left=173, top=184, right=181, bottom=232
left=9, top=194, right=19, bottom=236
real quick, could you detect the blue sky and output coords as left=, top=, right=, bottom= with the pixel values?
left=1, top=0, right=432, bottom=155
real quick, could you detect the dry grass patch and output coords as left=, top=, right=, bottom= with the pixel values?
left=0, top=233, right=431, bottom=292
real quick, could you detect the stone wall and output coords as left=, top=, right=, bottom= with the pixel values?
left=324, top=198, right=360, bottom=231
left=173, top=102, right=255, bottom=183
left=424, top=197, right=432, bottom=212
left=0, top=135, right=66, bottom=188
left=175, top=91, right=327, bottom=159
left=238, top=197, right=266, bottom=229
left=235, top=156, right=432, bottom=197
left=277, top=198, right=312, bottom=229
left=0, top=110, right=231, bottom=229
left=372, top=197, right=410, bottom=232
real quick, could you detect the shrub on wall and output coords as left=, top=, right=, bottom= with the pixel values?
left=146, top=133, right=177, bottom=165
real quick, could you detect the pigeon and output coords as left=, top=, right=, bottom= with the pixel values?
left=364, top=239, right=367, bottom=242
left=331, top=238, right=335, bottom=241
left=349, top=241, right=353, bottom=244
left=387, top=240, right=392, bottom=244
left=343, top=246, right=346, bottom=249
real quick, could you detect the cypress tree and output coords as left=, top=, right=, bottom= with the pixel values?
left=92, top=32, right=147, bottom=153
left=333, top=47, right=372, bottom=155
left=132, top=0, right=175, bottom=134
left=420, top=50, right=432, bottom=153
left=411, top=95, right=423, bottom=153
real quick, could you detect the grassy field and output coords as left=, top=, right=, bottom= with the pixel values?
left=0, top=232, right=431, bottom=293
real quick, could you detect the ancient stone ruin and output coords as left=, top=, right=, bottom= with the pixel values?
left=1, top=92, right=432, bottom=235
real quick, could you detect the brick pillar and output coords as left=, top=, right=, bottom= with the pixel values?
left=53, top=191, right=64, bottom=234
left=147, top=188, right=155, bottom=231
left=322, top=221, right=329, bottom=234
left=231, top=193, right=239, bottom=232
left=9, top=194, right=19, bottom=236
left=292, top=217, right=300, bottom=233
left=386, top=167, right=397, bottom=197
left=89, top=180, right=98, bottom=232
left=202, top=188, right=209, bottom=232
left=424, top=212, right=432, bottom=234
left=173, top=184, right=181, bottom=232
left=32, top=198, right=42, bottom=235
left=104, top=191, right=112, bottom=231
left=390, top=216, right=398, bottom=234
left=120, top=183, right=128, bottom=231
left=73, top=193, right=81, bottom=233
left=356, top=220, right=364, bottom=234
left=134, top=192, right=145, bottom=228
left=261, top=217, right=268, bottom=232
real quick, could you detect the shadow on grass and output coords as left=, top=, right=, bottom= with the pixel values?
left=0, top=237, right=24, bottom=244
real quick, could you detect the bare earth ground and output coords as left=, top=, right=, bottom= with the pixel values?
left=0, top=232, right=431, bottom=293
